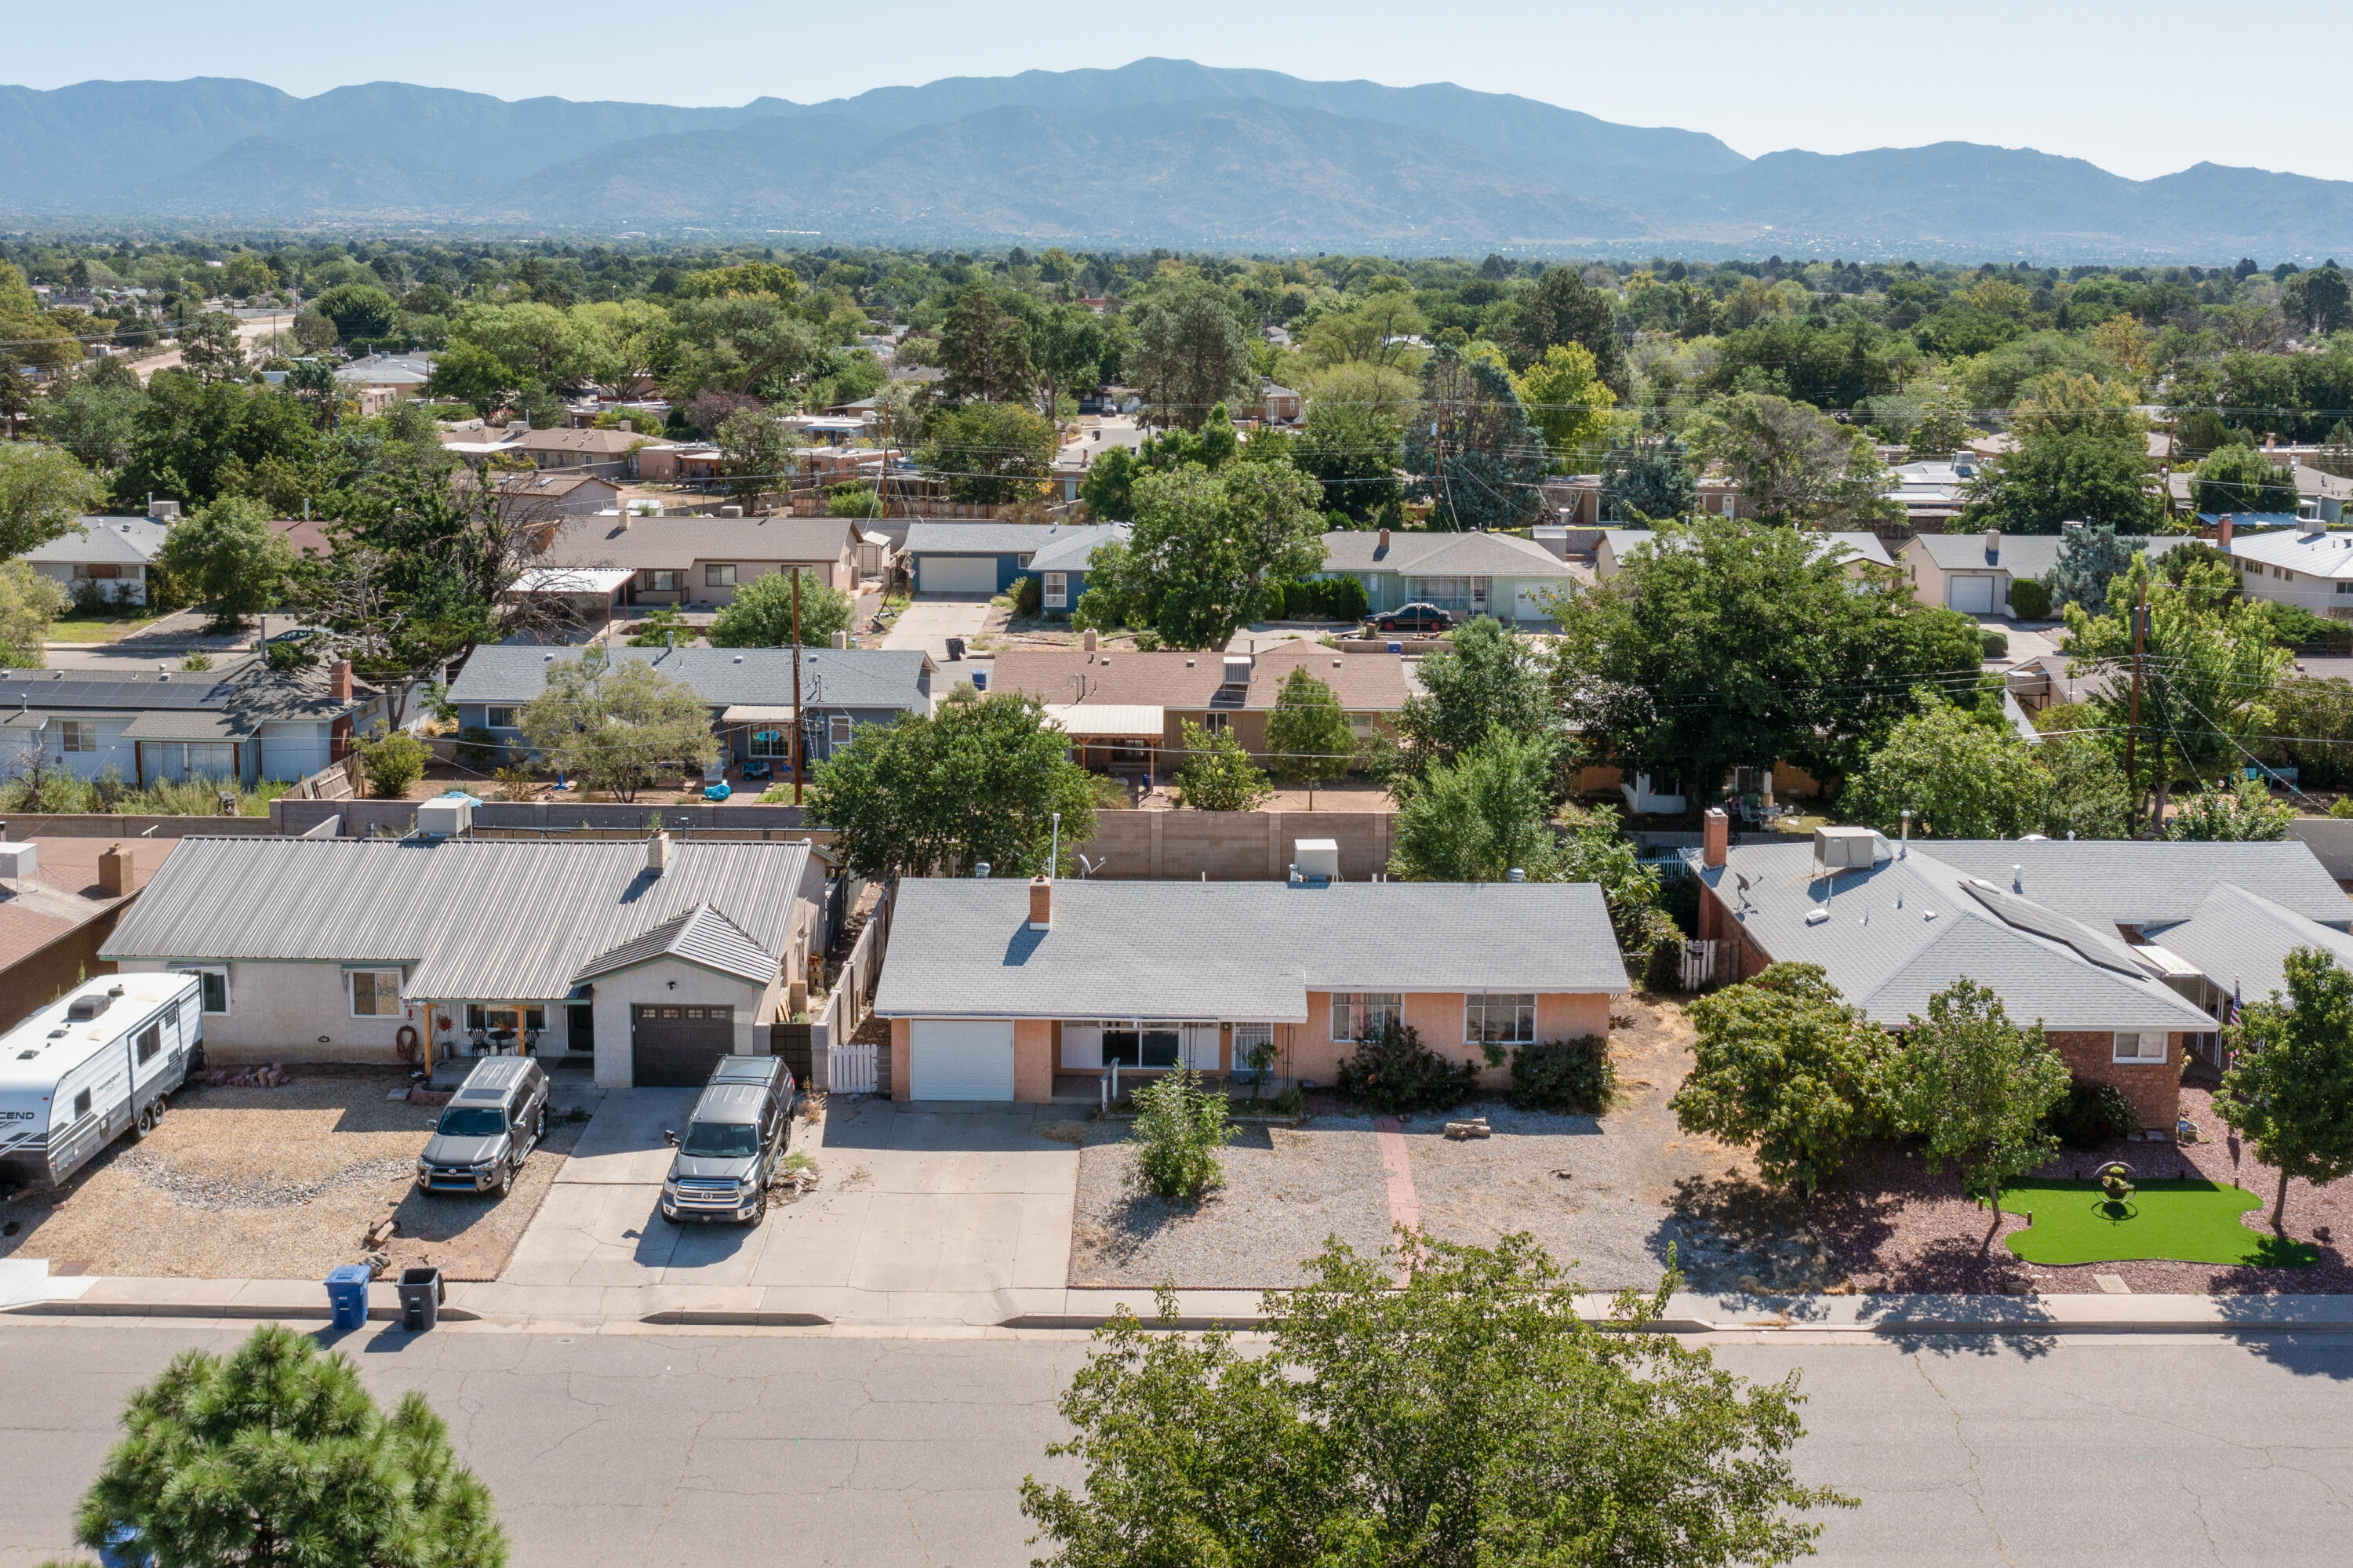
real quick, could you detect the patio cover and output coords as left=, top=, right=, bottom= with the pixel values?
left=721, top=704, right=798, bottom=722
left=512, top=566, right=635, bottom=595
left=1044, top=703, right=1164, bottom=738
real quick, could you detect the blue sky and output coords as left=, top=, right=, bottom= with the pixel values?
left=5, top=0, right=2348, bottom=183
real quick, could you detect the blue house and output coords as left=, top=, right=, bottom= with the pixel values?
left=1316, top=527, right=1588, bottom=627
left=902, top=522, right=1128, bottom=610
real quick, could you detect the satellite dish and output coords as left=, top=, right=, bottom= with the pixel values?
left=1734, top=872, right=1752, bottom=893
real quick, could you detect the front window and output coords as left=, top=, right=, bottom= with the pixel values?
left=705, top=563, right=737, bottom=587
left=1202, top=711, right=1230, bottom=734
left=56, top=720, right=96, bottom=754
left=1232, top=1022, right=1275, bottom=1075
left=1101, top=1022, right=1181, bottom=1067
left=486, top=706, right=518, bottom=729
left=1044, top=571, right=1067, bottom=609
left=349, top=969, right=403, bottom=1017
left=828, top=715, right=853, bottom=748
left=1331, top=992, right=1402, bottom=1042
left=435, top=1106, right=508, bottom=1138
left=174, top=966, right=229, bottom=1014
left=2113, top=1031, right=2168, bottom=1063
left=643, top=569, right=682, bottom=592
left=751, top=727, right=789, bottom=759
left=681, top=1120, right=762, bottom=1158
left=1016, top=553, right=1035, bottom=568
left=1466, top=992, right=1537, bottom=1046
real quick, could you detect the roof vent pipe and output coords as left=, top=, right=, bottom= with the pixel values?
left=974, top=861, right=991, bottom=879
left=2012, top=863, right=2023, bottom=891
left=1900, top=809, right=1911, bottom=860
left=1507, top=868, right=1526, bottom=882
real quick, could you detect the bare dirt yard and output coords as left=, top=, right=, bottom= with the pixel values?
left=1067, top=996, right=1831, bottom=1293
left=0, top=1064, right=598, bottom=1282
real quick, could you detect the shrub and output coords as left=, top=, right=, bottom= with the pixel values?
left=455, top=725, right=504, bottom=773
left=1631, top=904, right=1687, bottom=992
left=1006, top=573, right=1042, bottom=617
left=2046, top=1078, right=2137, bottom=1149
left=2333, top=795, right=2353, bottom=820
left=1127, top=1066, right=1232, bottom=1204
left=1336, top=1022, right=1478, bottom=1115
left=2006, top=576, right=2052, bottom=620
left=1980, top=628, right=2009, bottom=659
left=1277, top=576, right=1370, bottom=622
left=358, top=729, right=428, bottom=799
left=1507, top=1035, right=1615, bottom=1114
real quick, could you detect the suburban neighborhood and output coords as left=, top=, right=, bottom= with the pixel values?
left=9, top=22, right=2353, bottom=1568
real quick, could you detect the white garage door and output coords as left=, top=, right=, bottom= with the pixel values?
left=909, top=1020, right=1016, bottom=1101
left=1947, top=574, right=1996, bottom=614
left=919, top=555, right=1000, bottom=595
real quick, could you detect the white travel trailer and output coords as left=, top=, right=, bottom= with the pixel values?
left=0, top=973, right=202, bottom=1189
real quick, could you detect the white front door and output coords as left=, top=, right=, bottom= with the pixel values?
left=1948, top=574, right=1996, bottom=614
left=908, top=1019, right=1016, bottom=1100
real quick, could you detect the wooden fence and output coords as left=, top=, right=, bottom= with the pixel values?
left=813, top=886, right=891, bottom=1095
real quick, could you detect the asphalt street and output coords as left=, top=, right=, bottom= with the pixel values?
left=2, top=1323, right=2350, bottom=1566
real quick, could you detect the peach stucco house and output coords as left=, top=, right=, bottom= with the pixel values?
left=870, top=875, right=1629, bottom=1102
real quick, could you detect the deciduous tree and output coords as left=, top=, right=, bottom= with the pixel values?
left=0, top=441, right=107, bottom=556
left=2220, top=946, right=2353, bottom=1233
left=1404, top=345, right=1547, bottom=532
left=706, top=569, right=853, bottom=648
left=517, top=646, right=715, bottom=802
left=1172, top=719, right=1274, bottom=811
left=1684, top=392, right=1897, bottom=529
left=1887, top=979, right=2071, bottom=1251
left=1264, top=667, right=1356, bottom=808
left=917, top=402, right=1057, bottom=504
left=1077, top=460, right=1325, bottom=649
left=1675, top=964, right=1889, bottom=1196
left=155, top=493, right=294, bottom=631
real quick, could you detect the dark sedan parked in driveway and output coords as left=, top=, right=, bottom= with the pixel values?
left=1373, top=602, right=1455, bottom=634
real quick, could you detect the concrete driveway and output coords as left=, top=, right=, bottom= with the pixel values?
left=882, top=595, right=994, bottom=661
left=499, top=1092, right=1076, bottom=1319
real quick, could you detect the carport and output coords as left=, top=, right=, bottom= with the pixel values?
left=1043, top=702, right=1163, bottom=775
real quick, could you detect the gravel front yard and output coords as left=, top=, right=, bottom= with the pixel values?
left=1067, top=997, right=1827, bottom=1293
left=0, top=1064, right=598, bottom=1282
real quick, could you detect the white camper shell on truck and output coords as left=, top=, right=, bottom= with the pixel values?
left=0, top=973, right=201, bottom=1189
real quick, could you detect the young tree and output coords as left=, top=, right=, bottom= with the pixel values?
left=2219, top=946, right=2353, bottom=1233
left=518, top=647, right=716, bottom=801
left=917, top=401, right=1058, bottom=504
left=1263, top=667, right=1355, bottom=807
left=2166, top=773, right=2296, bottom=841
left=1887, top=979, right=2071, bottom=1251
left=74, top=1322, right=507, bottom=1568
left=806, top=690, right=1097, bottom=879
left=1675, top=963, right=1889, bottom=1197
left=1173, top=719, right=1275, bottom=811
left=1022, top=1232, right=1849, bottom=1567
left=1512, top=341, right=1617, bottom=470
left=1683, top=392, right=1897, bottom=529
left=706, top=569, right=854, bottom=648
left=1078, top=460, right=1326, bottom=649
left=356, top=726, right=429, bottom=799
left=1840, top=700, right=2050, bottom=839
left=0, top=558, right=69, bottom=665
left=155, top=494, right=295, bottom=631
left=1127, top=1065, right=1232, bottom=1205
left=1404, top=345, right=1547, bottom=532
left=0, top=441, right=107, bottom=556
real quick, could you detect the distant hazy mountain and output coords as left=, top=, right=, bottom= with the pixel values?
left=4, top=60, right=2348, bottom=260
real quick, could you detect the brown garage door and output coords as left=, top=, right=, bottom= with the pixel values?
left=631, top=1004, right=735, bottom=1086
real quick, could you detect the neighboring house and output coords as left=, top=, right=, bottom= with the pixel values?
left=1690, top=816, right=2351, bottom=1132
left=2220, top=516, right=2353, bottom=619
left=102, top=834, right=828, bottom=1087
left=0, top=657, right=380, bottom=787
left=1258, top=384, right=1303, bottom=424
left=267, top=514, right=336, bottom=560
left=2169, top=463, right=2351, bottom=524
left=1595, top=529, right=1893, bottom=584
left=1049, top=422, right=1145, bottom=504
left=509, top=426, right=663, bottom=479
left=19, top=514, right=171, bottom=606
left=1544, top=475, right=1746, bottom=527
left=1318, top=527, right=1588, bottom=625
left=1898, top=527, right=2190, bottom=617
left=0, top=837, right=156, bottom=1031
left=871, top=875, right=1628, bottom=1102
left=447, top=643, right=935, bottom=769
left=987, top=642, right=1409, bottom=773
left=528, top=512, right=860, bottom=603
left=331, top=352, right=433, bottom=417
left=635, top=443, right=723, bottom=485
left=1882, top=457, right=1978, bottom=531
left=901, top=521, right=1128, bottom=602
left=466, top=470, right=625, bottom=520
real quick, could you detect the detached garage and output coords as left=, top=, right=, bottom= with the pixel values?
left=907, top=1020, right=1015, bottom=1100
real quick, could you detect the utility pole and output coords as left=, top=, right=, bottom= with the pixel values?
left=2124, top=578, right=2148, bottom=827
left=791, top=570, right=805, bottom=806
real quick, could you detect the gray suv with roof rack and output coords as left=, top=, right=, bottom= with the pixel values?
left=661, top=1055, right=794, bottom=1224
left=415, top=1057, right=549, bottom=1197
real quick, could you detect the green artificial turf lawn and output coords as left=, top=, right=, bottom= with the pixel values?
left=2000, top=1179, right=2318, bottom=1268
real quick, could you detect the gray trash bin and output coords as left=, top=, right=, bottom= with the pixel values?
left=397, top=1267, right=444, bottom=1331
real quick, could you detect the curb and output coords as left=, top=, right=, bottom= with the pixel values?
left=638, top=1309, right=830, bottom=1328
left=9, top=1299, right=481, bottom=1324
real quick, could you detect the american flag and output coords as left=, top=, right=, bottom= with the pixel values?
left=2223, top=984, right=2242, bottom=1030
left=2221, top=983, right=2243, bottom=1074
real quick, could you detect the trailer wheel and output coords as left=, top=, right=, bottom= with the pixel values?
left=131, top=1103, right=155, bottom=1141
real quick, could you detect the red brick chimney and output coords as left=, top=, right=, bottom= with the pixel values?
left=329, top=660, right=353, bottom=700
left=2218, top=514, right=2235, bottom=548
left=1028, top=875, right=1052, bottom=931
left=1702, top=806, right=1729, bottom=869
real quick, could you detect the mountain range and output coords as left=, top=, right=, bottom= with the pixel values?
left=3, top=60, right=2348, bottom=261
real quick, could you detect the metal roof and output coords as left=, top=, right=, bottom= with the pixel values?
left=1697, top=838, right=2342, bottom=1031
left=574, top=904, right=776, bottom=988
left=103, top=836, right=815, bottom=1002
left=447, top=645, right=932, bottom=713
left=2224, top=527, right=2353, bottom=580
left=873, top=878, right=1627, bottom=1022
left=1044, top=703, right=1164, bottom=737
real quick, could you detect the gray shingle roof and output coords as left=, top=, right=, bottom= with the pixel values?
left=900, top=521, right=1123, bottom=567
left=1605, top=529, right=1894, bottom=570
left=2142, top=883, right=2353, bottom=1010
left=1698, top=838, right=2344, bottom=1031
left=103, top=836, right=813, bottom=1002
left=873, top=878, right=1627, bottom=1022
left=1322, top=529, right=1581, bottom=577
left=574, top=904, right=775, bottom=987
left=447, top=645, right=932, bottom=712
left=1905, top=533, right=2191, bottom=577
left=0, top=657, right=365, bottom=726
left=531, top=514, right=856, bottom=570
left=19, top=516, right=169, bottom=566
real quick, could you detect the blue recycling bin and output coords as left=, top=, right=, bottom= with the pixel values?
left=324, top=1264, right=372, bottom=1330
left=98, top=1523, right=152, bottom=1568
